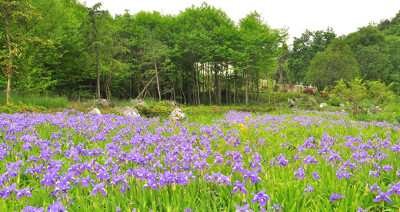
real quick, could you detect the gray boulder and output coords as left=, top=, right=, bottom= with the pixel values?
left=168, top=108, right=185, bottom=121
left=115, top=106, right=141, bottom=118
left=171, top=101, right=179, bottom=107
left=131, top=99, right=147, bottom=106
left=287, top=98, right=296, bottom=105
left=319, top=103, right=328, bottom=108
left=92, top=98, right=110, bottom=108
left=88, top=107, right=101, bottom=115
left=307, top=97, right=318, bottom=106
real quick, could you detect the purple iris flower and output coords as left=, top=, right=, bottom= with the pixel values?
left=16, top=187, right=33, bottom=199
left=330, top=192, right=345, bottom=202
left=21, top=205, right=44, bottom=212
left=235, top=203, right=251, bottom=212
left=369, top=183, right=380, bottom=193
left=389, top=181, right=400, bottom=195
left=303, top=155, right=319, bottom=165
left=356, top=207, right=368, bottom=212
left=336, top=169, right=353, bottom=179
left=373, top=188, right=393, bottom=203
left=251, top=189, right=270, bottom=207
left=369, top=170, right=380, bottom=178
left=276, top=154, right=289, bottom=167
left=90, top=182, right=107, bottom=196
left=268, top=203, right=284, bottom=211
left=294, top=167, right=306, bottom=179
left=77, top=175, right=92, bottom=187
left=232, top=180, right=247, bottom=194
left=243, top=170, right=262, bottom=184
left=382, top=165, right=393, bottom=171
left=303, top=184, right=314, bottom=193
left=313, top=171, right=320, bottom=180
left=47, top=201, right=67, bottom=212
left=1, top=183, right=16, bottom=198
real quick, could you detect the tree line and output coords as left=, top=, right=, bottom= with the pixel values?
left=1, top=0, right=399, bottom=105
left=285, top=12, right=400, bottom=93
left=0, top=0, right=284, bottom=105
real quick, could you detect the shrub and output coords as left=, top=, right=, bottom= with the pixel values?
left=0, top=102, right=46, bottom=114
left=321, top=92, right=329, bottom=98
left=302, top=88, right=314, bottom=95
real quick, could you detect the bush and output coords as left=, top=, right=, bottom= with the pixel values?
left=136, top=105, right=173, bottom=117
left=302, top=88, right=314, bottom=95
left=321, top=92, right=329, bottom=98
left=0, top=102, right=46, bottom=114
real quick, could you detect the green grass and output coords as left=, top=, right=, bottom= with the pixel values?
left=0, top=92, right=69, bottom=109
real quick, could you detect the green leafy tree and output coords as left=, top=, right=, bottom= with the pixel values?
left=306, top=39, right=359, bottom=90
left=366, top=80, right=394, bottom=104
left=0, top=0, right=41, bottom=103
left=333, top=78, right=367, bottom=115
left=287, top=28, right=336, bottom=83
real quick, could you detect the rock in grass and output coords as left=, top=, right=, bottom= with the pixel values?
left=88, top=107, right=101, bottom=115
left=319, top=103, right=328, bottom=108
left=168, top=108, right=185, bottom=121
left=287, top=98, right=296, bottom=105
left=131, top=99, right=147, bottom=106
left=115, top=106, right=141, bottom=118
left=92, top=98, right=110, bottom=108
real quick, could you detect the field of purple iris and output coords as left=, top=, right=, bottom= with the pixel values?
left=0, top=109, right=399, bottom=211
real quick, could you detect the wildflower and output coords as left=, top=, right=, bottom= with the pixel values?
left=294, top=166, right=306, bottom=179
left=388, top=181, right=400, bottom=195
left=373, top=188, right=393, bottom=203
left=1, top=183, right=16, bottom=198
left=235, top=203, right=251, bottom=212
left=303, top=155, right=319, bottom=165
left=47, top=201, right=67, bottom=212
left=16, top=187, right=33, bottom=199
left=90, top=182, right=107, bottom=196
left=369, top=170, right=380, bottom=178
left=21, top=205, right=45, bottom=212
left=276, top=154, right=289, bottom=167
left=303, top=184, right=314, bottom=193
left=382, top=165, right=393, bottom=171
left=312, top=171, right=320, bottom=180
left=330, top=192, right=345, bottom=202
left=268, top=203, right=284, bottom=211
left=356, top=207, right=368, bottom=212
left=232, top=181, right=247, bottom=194
left=251, top=189, right=270, bottom=207
left=369, top=183, right=380, bottom=193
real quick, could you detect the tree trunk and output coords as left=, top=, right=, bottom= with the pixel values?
left=96, top=43, right=100, bottom=99
left=245, top=73, right=249, bottom=106
left=4, top=10, right=14, bottom=104
left=233, top=72, right=236, bottom=104
left=214, top=64, right=221, bottom=105
left=208, top=63, right=212, bottom=105
left=155, top=61, right=161, bottom=101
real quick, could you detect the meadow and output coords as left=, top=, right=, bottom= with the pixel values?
left=0, top=109, right=399, bottom=212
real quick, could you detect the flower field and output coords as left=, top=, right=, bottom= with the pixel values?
left=0, top=110, right=399, bottom=211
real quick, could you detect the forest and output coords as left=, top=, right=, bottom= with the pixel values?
left=1, top=0, right=400, bottom=106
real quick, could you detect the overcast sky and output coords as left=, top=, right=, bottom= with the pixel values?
left=79, top=0, right=400, bottom=44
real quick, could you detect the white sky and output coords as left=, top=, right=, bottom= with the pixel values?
left=79, top=0, right=400, bottom=44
